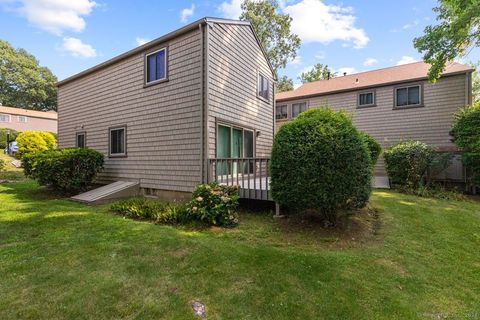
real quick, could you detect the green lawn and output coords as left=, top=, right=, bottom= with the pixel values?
left=0, top=153, right=24, bottom=181
left=0, top=180, right=479, bottom=319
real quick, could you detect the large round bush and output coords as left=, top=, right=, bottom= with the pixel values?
left=16, top=131, right=56, bottom=159
left=22, top=148, right=104, bottom=193
left=271, top=108, right=372, bottom=213
left=450, top=102, right=480, bottom=185
left=383, top=140, right=433, bottom=188
left=360, top=132, right=382, bottom=169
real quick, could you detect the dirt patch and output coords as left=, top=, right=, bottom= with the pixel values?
left=171, top=248, right=191, bottom=259
left=273, top=205, right=382, bottom=249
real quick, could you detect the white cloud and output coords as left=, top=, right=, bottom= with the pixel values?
left=60, top=37, right=97, bottom=58
left=291, top=55, right=302, bottom=65
left=363, top=58, right=378, bottom=66
left=5, top=0, right=97, bottom=35
left=402, top=19, right=419, bottom=30
left=283, top=0, right=369, bottom=48
left=135, top=37, right=150, bottom=46
left=218, top=0, right=243, bottom=19
left=396, top=55, right=417, bottom=65
left=180, top=4, right=195, bottom=23
left=337, top=67, right=357, bottom=75
left=315, top=51, right=326, bottom=60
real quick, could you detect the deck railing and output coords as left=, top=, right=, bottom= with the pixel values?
left=208, top=158, right=271, bottom=201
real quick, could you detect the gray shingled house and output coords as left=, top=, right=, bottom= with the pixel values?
left=57, top=18, right=275, bottom=201
left=275, top=62, right=474, bottom=186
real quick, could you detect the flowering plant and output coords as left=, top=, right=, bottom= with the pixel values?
left=187, top=182, right=240, bottom=227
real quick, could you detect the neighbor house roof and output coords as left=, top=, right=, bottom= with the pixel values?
left=57, top=17, right=275, bottom=86
left=277, top=62, right=474, bottom=102
left=0, top=106, right=58, bottom=120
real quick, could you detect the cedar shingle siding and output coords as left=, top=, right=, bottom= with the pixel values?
left=58, top=19, right=275, bottom=194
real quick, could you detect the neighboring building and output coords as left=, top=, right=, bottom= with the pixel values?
left=57, top=18, right=275, bottom=200
left=0, top=106, right=58, bottom=133
left=276, top=62, right=473, bottom=181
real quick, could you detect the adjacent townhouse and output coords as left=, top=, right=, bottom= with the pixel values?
left=275, top=62, right=473, bottom=183
left=57, top=18, right=275, bottom=200
left=0, top=105, right=58, bottom=133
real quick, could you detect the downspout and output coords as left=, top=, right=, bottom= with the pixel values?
left=199, top=23, right=205, bottom=183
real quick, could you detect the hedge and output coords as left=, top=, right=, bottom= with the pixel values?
left=270, top=108, right=372, bottom=217
left=22, top=148, right=104, bottom=193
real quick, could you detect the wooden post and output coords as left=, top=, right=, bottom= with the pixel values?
left=274, top=202, right=284, bottom=218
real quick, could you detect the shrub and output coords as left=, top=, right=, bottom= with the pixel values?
left=16, top=131, right=56, bottom=159
left=110, top=197, right=188, bottom=224
left=450, top=103, right=480, bottom=185
left=186, top=182, right=240, bottom=227
left=22, top=148, right=104, bottom=193
left=270, top=108, right=372, bottom=216
left=0, top=128, right=19, bottom=149
left=384, top=140, right=434, bottom=188
left=360, top=132, right=382, bottom=169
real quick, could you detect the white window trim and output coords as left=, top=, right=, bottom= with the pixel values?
left=17, top=116, right=28, bottom=123
left=394, top=84, right=423, bottom=108
left=357, top=91, right=376, bottom=107
left=0, top=114, right=11, bottom=123
left=109, top=126, right=127, bottom=157
left=145, top=47, right=168, bottom=85
left=257, top=72, right=270, bottom=102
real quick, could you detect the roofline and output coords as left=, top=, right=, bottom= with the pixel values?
left=276, top=70, right=473, bottom=102
left=58, top=17, right=276, bottom=86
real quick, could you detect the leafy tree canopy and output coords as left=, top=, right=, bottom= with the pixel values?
left=298, top=63, right=335, bottom=84
left=0, top=40, right=57, bottom=111
left=414, top=0, right=480, bottom=82
left=240, top=0, right=301, bottom=75
left=470, top=61, right=480, bottom=103
left=276, top=75, right=294, bottom=92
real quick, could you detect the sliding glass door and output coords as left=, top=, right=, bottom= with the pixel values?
left=217, top=124, right=254, bottom=175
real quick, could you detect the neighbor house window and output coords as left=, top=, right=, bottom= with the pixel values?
left=0, top=114, right=10, bottom=122
left=358, top=91, right=375, bottom=107
left=276, top=105, right=288, bottom=120
left=17, top=116, right=27, bottom=123
left=395, top=85, right=421, bottom=107
left=145, top=48, right=167, bottom=84
left=109, top=126, right=126, bottom=157
left=292, top=102, right=307, bottom=118
left=257, top=73, right=269, bottom=101
left=76, top=132, right=86, bottom=148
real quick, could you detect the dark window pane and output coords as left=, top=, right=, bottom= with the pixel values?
left=76, top=134, right=85, bottom=148
left=110, top=129, right=125, bottom=155
left=244, top=130, right=254, bottom=158
left=147, top=54, right=156, bottom=82
left=258, top=74, right=269, bottom=100
left=360, top=92, right=373, bottom=105
left=276, top=105, right=287, bottom=119
left=156, top=50, right=165, bottom=80
left=396, top=88, right=408, bottom=106
left=292, top=103, right=306, bottom=117
left=408, top=86, right=420, bottom=105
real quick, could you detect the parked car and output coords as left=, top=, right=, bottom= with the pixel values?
left=4, top=141, right=18, bottom=155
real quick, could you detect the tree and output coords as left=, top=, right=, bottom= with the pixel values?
left=470, top=61, right=480, bottom=103
left=240, top=0, right=301, bottom=75
left=413, top=0, right=480, bottom=82
left=276, top=75, right=294, bottom=92
left=298, top=63, right=335, bottom=83
left=0, top=40, right=58, bottom=111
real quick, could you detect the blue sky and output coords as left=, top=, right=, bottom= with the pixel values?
left=1, top=0, right=478, bottom=84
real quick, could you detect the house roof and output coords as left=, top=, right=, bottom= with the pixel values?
left=57, top=17, right=275, bottom=87
left=276, top=62, right=474, bottom=102
left=0, top=106, right=58, bottom=120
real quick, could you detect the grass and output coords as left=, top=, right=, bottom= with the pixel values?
left=0, top=152, right=25, bottom=181
left=0, top=180, right=480, bottom=319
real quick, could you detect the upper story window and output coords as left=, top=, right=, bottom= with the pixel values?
left=0, top=114, right=10, bottom=122
left=257, top=73, right=269, bottom=101
left=292, top=102, right=307, bottom=118
left=17, top=116, right=27, bottom=123
left=109, top=126, right=126, bottom=157
left=395, top=85, right=421, bottom=107
left=358, top=91, right=375, bottom=107
left=276, top=105, right=287, bottom=120
left=145, top=48, right=167, bottom=85
left=76, top=132, right=86, bottom=148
